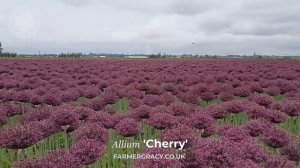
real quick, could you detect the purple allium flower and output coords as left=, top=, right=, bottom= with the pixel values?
left=200, top=92, right=216, bottom=102
left=265, top=109, right=287, bottom=123
left=21, top=107, right=52, bottom=123
left=134, top=148, right=183, bottom=168
left=87, top=112, right=117, bottom=129
left=128, top=98, right=143, bottom=109
left=1, top=102, right=23, bottom=117
left=75, top=123, right=109, bottom=143
left=244, top=103, right=267, bottom=119
left=264, top=86, right=281, bottom=96
left=187, top=111, right=214, bottom=130
left=0, top=123, right=44, bottom=149
left=43, top=92, right=61, bottom=106
left=281, top=138, right=300, bottom=161
left=264, top=156, right=298, bottom=168
left=280, top=100, right=300, bottom=117
left=131, top=105, right=152, bottom=119
left=14, top=91, right=32, bottom=103
left=74, top=106, right=94, bottom=120
left=248, top=94, right=273, bottom=107
left=70, top=139, right=106, bottom=165
left=233, top=160, right=261, bottom=168
left=218, top=125, right=251, bottom=143
left=162, top=124, right=198, bottom=148
left=78, top=85, right=101, bottom=99
left=115, top=118, right=141, bottom=137
left=268, top=102, right=282, bottom=110
left=147, top=112, right=177, bottom=130
left=194, top=139, right=243, bottom=168
left=218, top=92, right=235, bottom=102
left=38, top=119, right=62, bottom=137
left=243, top=119, right=268, bottom=137
left=61, top=88, right=81, bottom=102
left=261, top=126, right=291, bottom=148
left=234, top=86, right=252, bottom=97
left=178, top=91, right=200, bottom=104
left=206, top=105, right=229, bottom=119
left=223, top=100, right=245, bottom=114
left=250, top=82, right=264, bottom=93
left=30, top=93, right=44, bottom=105
left=143, top=95, right=166, bottom=107
left=240, top=141, right=269, bottom=163
left=49, top=106, right=80, bottom=127
left=41, top=148, right=80, bottom=168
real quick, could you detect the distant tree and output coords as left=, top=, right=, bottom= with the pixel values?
left=0, top=42, right=3, bottom=54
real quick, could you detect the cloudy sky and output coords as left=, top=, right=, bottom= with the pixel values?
left=1, top=0, right=300, bottom=55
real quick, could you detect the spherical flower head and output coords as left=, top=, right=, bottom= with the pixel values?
left=147, top=112, right=177, bottom=130
left=281, top=138, right=300, bottom=161
left=206, top=105, right=229, bottom=119
left=261, top=126, right=291, bottom=148
left=280, top=100, right=300, bottom=117
left=248, top=94, right=273, bottom=107
left=200, top=92, right=216, bottom=102
left=134, top=148, right=183, bottom=168
left=61, top=88, right=81, bottom=102
left=264, top=86, right=281, bottom=96
left=234, top=86, right=252, bottom=97
left=74, top=106, right=95, bottom=120
left=265, top=109, right=286, bottom=123
left=240, top=141, right=269, bottom=163
left=50, top=106, right=80, bottom=127
left=180, top=91, right=201, bottom=104
left=115, top=118, right=140, bottom=137
left=243, top=119, right=268, bottom=137
left=264, top=156, right=298, bottom=168
left=131, top=105, right=152, bottom=119
left=187, top=111, right=214, bottom=130
left=0, top=123, right=44, bottom=149
left=218, top=91, right=235, bottom=102
left=42, top=148, right=80, bottom=168
left=75, top=122, right=109, bottom=143
left=143, top=95, right=166, bottom=107
left=223, top=100, right=245, bottom=114
left=1, top=102, right=23, bottom=117
left=70, top=139, right=106, bottom=165
left=162, top=124, right=198, bottom=149
left=218, top=125, right=251, bottom=143
left=43, top=92, right=61, bottom=106
left=194, top=139, right=243, bottom=168
left=244, top=103, right=267, bottom=119
left=87, top=112, right=117, bottom=129
left=21, top=106, right=52, bottom=123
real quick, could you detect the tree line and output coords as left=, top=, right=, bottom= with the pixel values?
left=0, top=42, right=17, bottom=58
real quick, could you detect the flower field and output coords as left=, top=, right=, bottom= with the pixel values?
left=0, top=58, right=300, bottom=168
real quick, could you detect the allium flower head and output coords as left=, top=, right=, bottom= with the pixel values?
left=261, top=126, right=291, bottom=148
left=147, top=112, right=177, bottom=130
left=70, top=139, right=106, bottom=165
left=115, top=118, right=141, bottom=137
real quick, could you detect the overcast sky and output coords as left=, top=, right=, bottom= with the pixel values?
left=1, top=0, right=300, bottom=55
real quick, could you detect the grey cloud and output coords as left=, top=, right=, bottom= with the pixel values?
left=1, top=0, right=300, bottom=55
